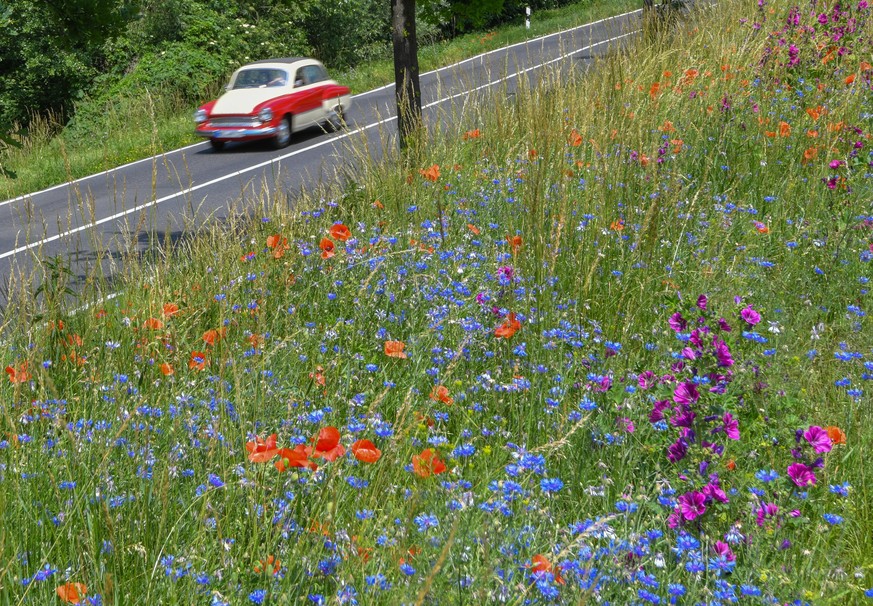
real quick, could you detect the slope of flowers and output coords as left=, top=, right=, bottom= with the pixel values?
left=1, top=0, right=871, bottom=604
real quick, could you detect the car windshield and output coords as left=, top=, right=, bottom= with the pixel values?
left=231, top=68, right=287, bottom=89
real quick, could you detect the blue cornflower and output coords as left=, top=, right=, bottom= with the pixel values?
left=248, top=590, right=266, bottom=605
left=453, top=444, right=476, bottom=458
left=337, top=585, right=358, bottom=605
left=207, top=474, right=224, bottom=488
left=755, top=469, right=779, bottom=483
left=540, top=478, right=564, bottom=493
left=823, top=513, right=844, bottom=525
left=414, top=513, right=439, bottom=533
left=830, top=482, right=850, bottom=497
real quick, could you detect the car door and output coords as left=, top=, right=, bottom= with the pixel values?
left=289, top=66, right=326, bottom=130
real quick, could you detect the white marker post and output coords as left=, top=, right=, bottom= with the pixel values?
left=525, top=6, right=531, bottom=29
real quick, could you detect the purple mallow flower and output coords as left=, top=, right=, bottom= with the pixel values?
left=678, top=491, right=706, bottom=521
left=673, top=382, right=700, bottom=406
left=740, top=305, right=761, bottom=326
left=803, top=425, right=832, bottom=454
left=787, top=462, right=817, bottom=487
left=713, top=339, right=734, bottom=367
left=722, top=413, right=740, bottom=440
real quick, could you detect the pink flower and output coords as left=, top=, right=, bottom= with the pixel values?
left=678, top=491, right=706, bottom=521
left=713, top=339, right=734, bottom=367
left=787, top=462, right=817, bottom=487
left=669, top=312, right=687, bottom=332
left=696, top=294, right=708, bottom=310
left=638, top=371, right=656, bottom=390
left=722, top=412, right=740, bottom=440
left=740, top=305, right=761, bottom=326
left=803, top=425, right=832, bottom=454
left=667, top=439, right=687, bottom=463
left=703, top=481, right=729, bottom=503
left=673, top=382, right=700, bottom=406
left=756, top=502, right=779, bottom=527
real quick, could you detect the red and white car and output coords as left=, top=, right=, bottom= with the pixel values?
left=194, top=57, right=352, bottom=151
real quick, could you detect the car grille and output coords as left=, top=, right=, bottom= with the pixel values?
left=210, top=117, right=260, bottom=127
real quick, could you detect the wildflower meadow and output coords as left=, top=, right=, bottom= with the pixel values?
left=1, top=0, right=872, bottom=604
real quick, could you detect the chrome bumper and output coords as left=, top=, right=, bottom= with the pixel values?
left=195, top=126, right=277, bottom=139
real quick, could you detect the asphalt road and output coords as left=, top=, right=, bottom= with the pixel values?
left=0, top=8, right=643, bottom=305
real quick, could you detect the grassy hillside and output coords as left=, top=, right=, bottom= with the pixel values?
left=1, top=0, right=872, bottom=604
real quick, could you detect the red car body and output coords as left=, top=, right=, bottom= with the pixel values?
left=194, top=58, right=352, bottom=150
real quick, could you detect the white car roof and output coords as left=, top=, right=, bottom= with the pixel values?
left=236, top=58, right=322, bottom=73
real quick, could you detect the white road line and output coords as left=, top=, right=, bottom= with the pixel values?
left=0, top=29, right=638, bottom=262
left=0, top=8, right=641, bottom=208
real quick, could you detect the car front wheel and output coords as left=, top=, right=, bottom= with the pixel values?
left=210, top=139, right=225, bottom=151
left=273, top=116, right=292, bottom=149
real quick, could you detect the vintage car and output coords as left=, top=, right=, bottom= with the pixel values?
left=194, top=57, right=352, bottom=150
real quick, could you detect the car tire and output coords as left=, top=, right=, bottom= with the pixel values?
left=327, top=105, right=345, bottom=132
left=210, top=139, right=225, bottom=151
left=273, top=116, right=292, bottom=149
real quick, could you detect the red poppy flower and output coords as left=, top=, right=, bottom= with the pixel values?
left=384, top=340, right=408, bottom=359
left=351, top=439, right=382, bottom=463
left=56, top=582, right=87, bottom=604
left=275, top=444, right=317, bottom=472
left=5, top=362, right=30, bottom=384
left=506, top=235, right=523, bottom=253
left=610, top=219, right=625, bottom=232
left=313, top=426, right=346, bottom=462
left=419, top=164, right=440, bottom=182
left=160, top=362, right=174, bottom=376
left=266, top=234, right=289, bottom=259
left=202, top=328, right=226, bottom=347
left=463, top=128, right=481, bottom=140
left=412, top=448, right=447, bottom=478
left=266, top=234, right=286, bottom=249
left=467, top=223, right=480, bottom=235
left=246, top=433, right=280, bottom=463
left=530, top=555, right=565, bottom=585
left=825, top=426, right=846, bottom=445
left=494, top=312, right=521, bottom=339
left=162, top=303, right=180, bottom=318
left=143, top=317, right=164, bottom=330
left=254, top=554, right=281, bottom=575
left=320, top=237, right=335, bottom=259
left=430, top=385, right=453, bottom=405
left=188, top=350, right=207, bottom=371
left=329, top=223, right=352, bottom=242
left=568, top=129, right=583, bottom=147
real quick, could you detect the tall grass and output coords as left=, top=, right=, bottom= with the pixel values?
left=1, top=0, right=872, bottom=604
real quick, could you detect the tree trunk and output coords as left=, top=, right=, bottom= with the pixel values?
left=391, top=0, right=422, bottom=150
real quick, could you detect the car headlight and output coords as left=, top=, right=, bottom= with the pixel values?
left=194, top=109, right=208, bottom=124
left=258, top=108, right=274, bottom=123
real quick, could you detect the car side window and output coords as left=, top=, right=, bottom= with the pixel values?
left=302, top=65, right=325, bottom=85
left=293, top=69, right=305, bottom=87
